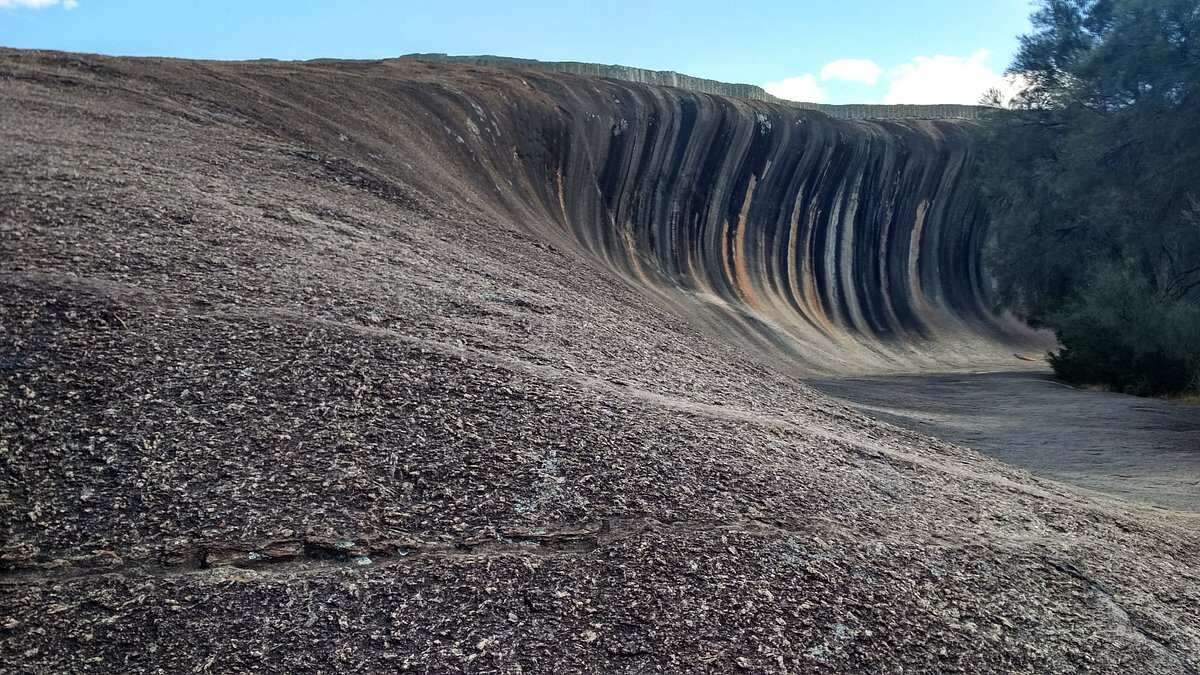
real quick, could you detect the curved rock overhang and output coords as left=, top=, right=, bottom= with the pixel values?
left=363, top=63, right=1047, bottom=373
left=13, top=53, right=1042, bottom=373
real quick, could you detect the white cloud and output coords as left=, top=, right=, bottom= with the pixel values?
left=820, top=59, right=883, bottom=86
left=0, top=0, right=76, bottom=8
left=763, top=74, right=827, bottom=103
left=883, top=49, right=1022, bottom=105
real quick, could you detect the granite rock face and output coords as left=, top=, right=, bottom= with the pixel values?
left=4, top=51, right=1191, bottom=675
left=529, top=85, right=1002, bottom=366
left=376, top=61, right=1044, bottom=372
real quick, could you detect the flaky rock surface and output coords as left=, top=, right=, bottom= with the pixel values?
left=1, top=49, right=1196, bottom=673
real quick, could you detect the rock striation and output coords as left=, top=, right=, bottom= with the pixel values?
left=370, top=59, right=1044, bottom=372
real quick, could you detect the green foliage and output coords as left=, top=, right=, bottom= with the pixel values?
left=1047, top=264, right=1200, bottom=394
left=977, top=0, right=1200, bottom=394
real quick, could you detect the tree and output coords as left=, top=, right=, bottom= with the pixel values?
left=977, top=0, right=1200, bottom=395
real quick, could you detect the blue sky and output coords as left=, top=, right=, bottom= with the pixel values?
left=0, top=0, right=1036, bottom=104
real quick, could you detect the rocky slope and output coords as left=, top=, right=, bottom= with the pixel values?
left=1, top=49, right=1196, bottom=673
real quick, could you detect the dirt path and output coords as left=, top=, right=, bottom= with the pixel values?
left=810, top=371, right=1200, bottom=512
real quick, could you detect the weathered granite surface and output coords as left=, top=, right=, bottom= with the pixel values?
left=2, top=50, right=1192, bottom=674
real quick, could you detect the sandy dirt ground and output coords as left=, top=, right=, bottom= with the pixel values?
left=811, top=370, right=1200, bottom=512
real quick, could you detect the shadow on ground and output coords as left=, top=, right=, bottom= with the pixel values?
left=810, top=370, right=1200, bottom=512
